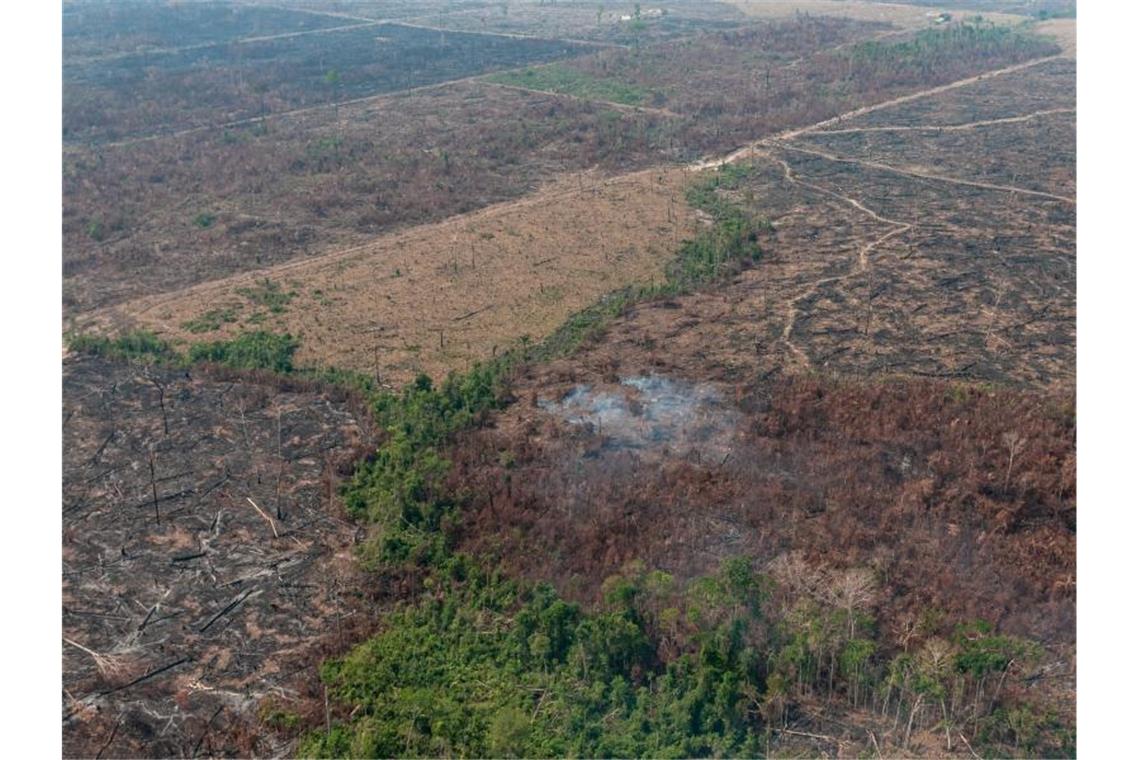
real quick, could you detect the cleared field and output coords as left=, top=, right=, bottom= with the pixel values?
left=63, top=16, right=1059, bottom=320
left=63, top=0, right=353, bottom=59
left=62, top=356, right=377, bottom=757
left=501, top=17, right=1059, bottom=158
left=399, top=0, right=749, bottom=44
left=505, top=53, right=1075, bottom=391
left=64, top=22, right=596, bottom=144
left=79, top=168, right=700, bottom=384
left=817, top=56, right=1074, bottom=127
left=722, top=0, right=1025, bottom=27
left=795, top=109, right=1075, bottom=197
left=63, top=81, right=677, bottom=313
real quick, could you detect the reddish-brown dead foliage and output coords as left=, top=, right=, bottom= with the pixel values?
left=449, top=373, right=1074, bottom=647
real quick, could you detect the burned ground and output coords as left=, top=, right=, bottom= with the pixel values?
left=64, top=22, right=598, bottom=145
left=63, top=1, right=352, bottom=59
left=61, top=5, right=1078, bottom=756
left=816, top=56, right=1075, bottom=128
left=62, top=356, right=378, bottom=757
left=454, top=371, right=1074, bottom=643
left=63, top=81, right=679, bottom=313
left=432, top=42, right=1075, bottom=753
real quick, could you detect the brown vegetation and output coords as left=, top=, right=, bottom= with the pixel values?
left=76, top=167, right=699, bottom=385
left=63, top=81, right=677, bottom=312
left=454, top=371, right=1074, bottom=644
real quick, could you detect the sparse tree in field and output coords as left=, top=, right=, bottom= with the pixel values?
left=1002, top=430, right=1026, bottom=491
left=830, top=567, right=877, bottom=639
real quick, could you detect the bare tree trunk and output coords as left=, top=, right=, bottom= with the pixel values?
left=904, top=696, right=924, bottom=749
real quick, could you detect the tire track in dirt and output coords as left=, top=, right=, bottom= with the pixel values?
left=66, top=21, right=384, bottom=64
left=764, top=152, right=912, bottom=367
left=816, top=107, right=1074, bottom=135
left=777, top=142, right=1076, bottom=204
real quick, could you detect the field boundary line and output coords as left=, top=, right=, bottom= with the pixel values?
left=813, top=107, right=1075, bottom=135
left=386, top=19, right=627, bottom=49
left=480, top=80, right=681, bottom=118
left=66, top=21, right=383, bottom=65
left=776, top=142, right=1076, bottom=204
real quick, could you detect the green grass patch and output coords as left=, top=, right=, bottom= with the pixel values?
left=181, top=306, right=240, bottom=334
left=237, top=278, right=296, bottom=314
left=66, top=329, right=177, bottom=364
left=68, top=328, right=305, bottom=377
left=487, top=65, right=652, bottom=107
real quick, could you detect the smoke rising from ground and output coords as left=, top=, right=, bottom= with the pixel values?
left=539, top=374, right=739, bottom=463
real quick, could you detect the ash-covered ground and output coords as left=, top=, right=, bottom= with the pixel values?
left=62, top=355, right=376, bottom=758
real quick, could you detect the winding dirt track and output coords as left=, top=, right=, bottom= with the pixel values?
left=764, top=152, right=912, bottom=366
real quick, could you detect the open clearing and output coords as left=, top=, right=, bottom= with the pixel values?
left=555, top=56, right=1075, bottom=389
left=78, top=168, right=699, bottom=385
left=63, top=1, right=352, bottom=59
left=63, top=80, right=677, bottom=313
left=64, top=22, right=597, bottom=144
left=65, top=13, right=1057, bottom=320
left=722, top=0, right=1025, bottom=27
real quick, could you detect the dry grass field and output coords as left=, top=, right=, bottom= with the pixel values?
left=63, top=81, right=678, bottom=312
left=77, top=168, right=699, bottom=384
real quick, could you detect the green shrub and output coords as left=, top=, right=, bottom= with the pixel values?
left=187, top=331, right=299, bottom=373
left=67, top=330, right=175, bottom=363
left=192, top=211, right=216, bottom=228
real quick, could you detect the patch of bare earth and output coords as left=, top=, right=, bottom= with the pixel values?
left=62, top=356, right=378, bottom=757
